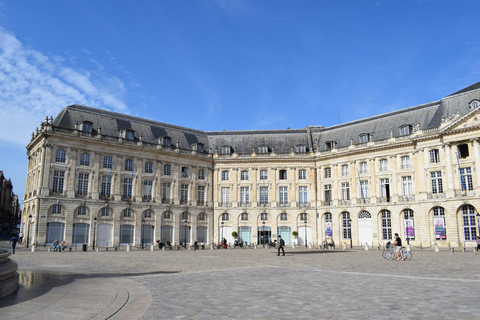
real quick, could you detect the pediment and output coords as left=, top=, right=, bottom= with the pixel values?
left=439, top=107, right=480, bottom=133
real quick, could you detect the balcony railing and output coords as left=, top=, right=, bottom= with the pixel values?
left=197, top=201, right=205, bottom=206
left=428, top=193, right=445, bottom=199
left=162, top=199, right=171, bottom=204
left=377, top=197, right=390, bottom=203
left=340, top=200, right=351, bottom=206
left=49, top=190, right=65, bottom=197
left=322, top=201, right=332, bottom=206
left=401, top=196, right=415, bottom=202
left=220, top=202, right=230, bottom=207
left=454, top=190, right=475, bottom=197
left=357, top=198, right=370, bottom=205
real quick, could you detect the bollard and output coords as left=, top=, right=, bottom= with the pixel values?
left=31, top=245, right=36, bottom=252
left=364, top=244, right=369, bottom=250
left=292, top=243, right=295, bottom=249
left=342, top=243, right=347, bottom=250
left=406, top=245, right=411, bottom=252
left=96, top=248, right=99, bottom=252
left=127, top=244, right=131, bottom=252
left=48, top=248, right=51, bottom=252
left=150, top=245, right=154, bottom=251
left=308, top=242, right=313, bottom=249
left=434, top=243, right=440, bottom=252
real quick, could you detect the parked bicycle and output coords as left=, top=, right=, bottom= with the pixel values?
left=382, top=242, right=412, bottom=261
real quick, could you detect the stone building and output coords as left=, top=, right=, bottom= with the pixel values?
left=0, top=171, right=21, bottom=234
left=22, top=82, right=480, bottom=249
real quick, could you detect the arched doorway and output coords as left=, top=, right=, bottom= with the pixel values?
left=358, top=210, right=372, bottom=246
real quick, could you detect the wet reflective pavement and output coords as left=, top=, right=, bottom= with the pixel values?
left=2, top=242, right=480, bottom=319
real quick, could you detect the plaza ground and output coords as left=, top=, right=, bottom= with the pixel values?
left=1, top=242, right=479, bottom=319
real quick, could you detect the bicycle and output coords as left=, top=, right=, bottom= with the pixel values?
left=383, top=245, right=412, bottom=261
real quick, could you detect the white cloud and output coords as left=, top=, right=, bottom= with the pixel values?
left=0, top=27, right=129, bottom=146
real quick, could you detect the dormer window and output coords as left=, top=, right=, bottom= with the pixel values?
left=296, top=145, right=307, bottom=153
left=258, top=145, right=269, bottom=154
left=399, top=125, right=412, bottom=136
left=197, top=143, right=204, bottom=152
left=325, top=141, right=336, bottom=150
left=82, top=121, right=93, bottom=133
left=163, top=137, right=171, bottom=147
left=359, top=133, right=369, bottom=143
left=221, top=146, right=232, bottom=154
left=125, top=130, right=134, bottom=140
left=470, top=100, right=480, bottom=109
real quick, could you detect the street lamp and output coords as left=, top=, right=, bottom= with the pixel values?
left=221, top=221, right=224, bottom=246
left=184, top=219, right=188, bottom=248
left=304, top=219, right=308, bottom=248
left=141, top=218, right=145, bottom=249
left=26, top=214, right=32, bottom=249
left=93, top=217, right=97, bottom=250
left=348, top=218, right=352, bottom=249
left=262, top=221, right=265, bottom=247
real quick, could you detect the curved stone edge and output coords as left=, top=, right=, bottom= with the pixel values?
left=0, top=249, right=19, bottom=298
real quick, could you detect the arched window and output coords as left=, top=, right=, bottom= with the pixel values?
left=241, top=213, right=249, bottom=221
left=51, top=204, right=62, bottom=215
left=198, top=212, right=206, bottom=221
left=163, top=211, right=171, bottom=219
left=182, top=212, right=189, bottom=220
left=100, top=207, right=110, bottom=217
left=77, top=206, right=88, bottom=216
left=462, top=205, right=477, bottom=241
left=144, top=210, right=153, bottom=219
left=342, top=212, right=351, bottom=239
left=359, top=211, right=371, bottom=219
left=260, top=213, right=268, bottom=221
left=123, top=208, right=132, bottom=218
left=433, top=206, right=446, bottom=241
left=300, top=213, right=308, bottom=221
left=404, top=209, right=415, bottom=240
left=221, top=213, right=229, bottom=221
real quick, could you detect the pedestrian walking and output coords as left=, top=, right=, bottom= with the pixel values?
left=475, top=236, right=480, bottom=254
left=18, top=232, right=24, bottom=245
left=277, top=235, right=285, bottom=256
left=393, top=233, right=404, bottom=261
left=10, top=234, right=18, bottom=254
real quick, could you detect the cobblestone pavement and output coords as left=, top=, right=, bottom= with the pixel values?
left=1, top=243, right=480, bottom=319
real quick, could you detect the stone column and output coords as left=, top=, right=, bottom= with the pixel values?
left=472, top=139, right=480, bottom=193
left=444, top=143, right=455, bottom=197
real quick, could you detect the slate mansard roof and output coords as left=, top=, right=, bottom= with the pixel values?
left=51, top=82, right=480, bottom=154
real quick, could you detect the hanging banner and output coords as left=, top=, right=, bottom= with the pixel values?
left=434, top=217, right=446, bottom=240
left=404, top=219, right=415, bottom=239
left=325, top=221, right=332, bottom=238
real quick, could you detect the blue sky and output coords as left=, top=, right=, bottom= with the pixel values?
left=1, top=0, right=480, bottom=206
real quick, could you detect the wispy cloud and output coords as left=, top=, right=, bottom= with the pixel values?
left=0, top=27, right=129, bottom=146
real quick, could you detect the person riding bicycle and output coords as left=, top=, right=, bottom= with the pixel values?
left=393, top=233, right=404, bottom=261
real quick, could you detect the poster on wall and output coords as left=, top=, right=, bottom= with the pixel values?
left=325, top=222, right=332, bottom=238
left=434, top=217, right=446, bottom=240
left=404, top=219, right=415, bottom=239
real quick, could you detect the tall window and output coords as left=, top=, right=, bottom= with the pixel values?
left=241, top=170, right=249, bottom=180
left=279, top=170, right=287, bottom=180
left=324, top=184, right=332, bottom=205
left=221, top=171, right=230, bottom=181
left=123, top=178, right=132, bottom=199
left=341, top=165, right=349, bottom=176
left=145, top=162, right=153, bottom=174
left=342, top=212, right=351, bottom=239
left=101, top=176, right=111, bottom=198
left=180, top=184, right=189, bottom=204
left=404, top=209, right=414, bottom=240
left=341, top=182, right=350, bottom=201
left=197, top=186, right=205, bottom=205
left=462, top=205, right=477, bottom=241
left=142, top=180, right=153, bottom=201
left=298, top=169, right=307, bottom=180
left=198, top=169, right=205, bottom=180
left=240, top=187, right=249, bottom=205
left=163, top=137, right=171, bottom=147
left=299, top=186, right=308, bottom=205
left=77, top=173, right=89, bottom=195
left=52, top=170, right=65, bottom=193
left=103, top=156, right=113, bottom=169
left=433, top=207, right=446, bottom=241
left=379, top=159, right=388, bottom=172
left=164, top=164, right=171, bottom=176
left=221, top=187, right=230, bottom=206
left=431, top=171, right=443, bottom=194
left=402, top=176, right=412, bottom=197
left=80, top=153, right=90, bottom=166
left=125, top=159, right=134, bottom=171
left=260, top=186, right=268, bottom=206
left=430, top=149, right=440, bottom=163
left=401, top=156, right=410, bottom=169
left=324, top=167, right=331, bottom=179
left=260, top=170, right=268, bottom=180
left=162, top=182, right=171, bottom=203
left=55, top=149, right=66, bottom=163
left=359, top=162, right=367, bottom=174
left=279, top=186, right=288, bottom=205
left=381, top=210, right=392, bottom=240
left=359, top=180, right=369, bottom=199
left=460, top=167, right=473, bottom=191
left=380, top=178, right=390, bottom=201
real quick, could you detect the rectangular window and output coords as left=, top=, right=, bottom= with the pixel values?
left=324, top=184, right=332, bottom=205
left=240, top=187, right=249, bottom=205
left=279, top=186, right=288, bottom=205
left=280, top=213, right=287, bottom=221
left=460, top=167, right=473, bottom=191
left=341, top=182, right=350, bottom=201
left=299, top=186, right=308, bottom=205
left=52, top=170, right=65, bottom=193
left=162, top=182, right=171, bottom=203
left=359, top=162, right=367, bottom=174
left=125, top=159, right=134, bottom=171
left=164, top=164, right=171, bottom=176
left=241, top=213, right=249, bottom=221
left=221, top=171, right=229, bottom=181
left=221, top=187, right=230, bottom=206
left=145, top=162, right=153, bottom=174
left=401, top=156, right=410, bottom=169
left=142, top=180, right=153, bottom=201
left=382, top=211, right=392, bottom=240
left=341, top=165, right=349, bottom=176
left=180, top=184, right=189, bottom=204
left=101, top=207, right=110, bottom=217
left=77, top=173, right=89, bottom=195
left=103, top=156, right=113, bottom=169
left=197, top=186, right=205, bottom=205
left=181, top=167, right=189, bottom=178
left=430, top=149, right=440, bottom=163
left=101, top=176, right=111, bottom=198
left=123, top=178, right=132, bottom=199
left=279, top=170, right=287, bottom=180
left=342, top=213, right=351, bottom=239
left=402, top=176, right=412, bottom=197
left=431, top=171, right=443, bottom=194
left=55, top=149, right=66, bottom=163
left=380, top=178, right=390, bottom=201
left=80, top=153, right=90, bottom=166
left=298, top=169, right=307, bottom=180
left=259, top=186, right=268, bottom=206
left=240, top=170, right=249, bottom=180
left=458, top=144, right=469, bottom=159
left=198, top=169, right=205, bottom=180
left=324, top=167, right=331, bottom=179
left=379, top=159, right=388, bottom=172
left=260, top=170, right=268, bottom=180
left=360, top=180, right=369, bottom=199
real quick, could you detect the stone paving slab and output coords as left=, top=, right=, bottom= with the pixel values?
left=1, top=243, right=480, bottom=319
